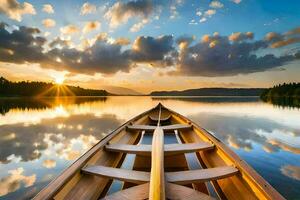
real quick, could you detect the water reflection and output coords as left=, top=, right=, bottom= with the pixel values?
left=0, top=97, right=299, bottom=199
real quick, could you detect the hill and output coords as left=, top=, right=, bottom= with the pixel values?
left=102, top=86, right=143, bottom=95
left=150, top=88, right=265, bottom=96
left=0, top=77, right=108, bottom=97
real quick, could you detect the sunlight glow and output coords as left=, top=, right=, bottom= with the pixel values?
left=55, top=77, right=65, bottom=85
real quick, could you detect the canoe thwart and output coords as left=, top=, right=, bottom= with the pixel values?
left=127, top=124, right=192, bottom=131
left=105, top=142, right=214, bottom=156
left=82, top=165, right=238, bottom=184
left=82, top=165, right=150, bottom=184
left=166, top=166, right=239, bottom=185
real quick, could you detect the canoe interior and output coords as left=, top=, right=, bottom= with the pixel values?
left=34, top=103, right=285, bottom=200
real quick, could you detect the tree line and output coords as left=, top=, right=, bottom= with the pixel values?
left=0, top=77, right=108, bottom=97
left=260, top=83, right=300, bottom=99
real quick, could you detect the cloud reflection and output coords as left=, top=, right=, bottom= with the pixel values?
left=281, top=165, right=300, bottom=181
left=0, top=168, right=36, bottom=197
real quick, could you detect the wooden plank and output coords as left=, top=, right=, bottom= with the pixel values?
left=82, top=165, right=150, bottom=184
left=101, top=182, right=215, bottom=200
left=127, top=124, right=192, bottom=131
left=149, top=115, right=171, bottom=122
left=149, top=127, right=165, bottom=200
left=101, top=183, right=149, bottom=200
left=105, top=142, right=214, bottom=156
left=166, top=166, right=239, bottom=185
left=166, top=183, right=215, bottom=200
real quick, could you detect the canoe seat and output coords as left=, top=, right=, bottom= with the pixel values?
left=127, top=124, right=192, bottom=131
left=81, top=165, right=238, bottom=184
left=101, top=182, right=215, bottom=200
left=105, top=142, right=214, bottom=156
left=82, top=165, right=150, bottom=184
left=148, top=115, right=171, bottom=122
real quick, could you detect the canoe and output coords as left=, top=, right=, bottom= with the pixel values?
left=34, top=103, right=285, bottom=200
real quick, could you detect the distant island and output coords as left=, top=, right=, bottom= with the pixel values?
left=260, top=83, right=300, bottom=107
left=151, top=88, right=265, bottom=96
left=0, top=77, right=108, bottom=97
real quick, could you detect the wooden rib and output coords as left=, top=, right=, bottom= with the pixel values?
left=127, top=124, right=192, bottom=131
left=166, top=166, right=239, bottom=185
left=102, top=183, right=149, bottom=200
left=105, top=142, right=214, bottom=156
left=166, top=183, right=215, bottom=200
left=81, top=165, right=150, bottom=184
left=149, top=127, right=165, bottom=200
left=149, top=115, right=171, bottom=122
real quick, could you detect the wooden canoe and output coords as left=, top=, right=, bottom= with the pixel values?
left=34, top=103, right=285, bottom=200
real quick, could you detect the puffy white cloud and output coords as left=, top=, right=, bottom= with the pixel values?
left=204, top=9, right=216, bottom=16
left=80, top=2, right=96, bottom=15
left=0, top=0, right=36, bottom=21
left=229, top=32, right=254, bottom=42
left=60, top=25, right=80, bottom=35
left=209, top=1, right=224, bottom=8
left=199, top=17, right=207, bottom=23
left=105, top=0, right=153, bottom=28
left=130, top=19, right=148, bottom=32
left=83, top=21, right=101, bottom=34
left=42, top=18, right=56, bottom=28
left=43, top=4, right=54, bottom=14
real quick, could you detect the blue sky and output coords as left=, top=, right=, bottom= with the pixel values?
left=0, top=0, right=299, bottom=93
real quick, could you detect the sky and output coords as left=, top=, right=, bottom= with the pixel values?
left=0, top=0, right=300, bottom=94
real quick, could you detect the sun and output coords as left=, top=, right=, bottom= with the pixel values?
left=55, top=77, right=65, bottom=85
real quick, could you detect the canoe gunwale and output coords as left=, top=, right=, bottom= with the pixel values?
left=33, top=105, right=160, bottom=200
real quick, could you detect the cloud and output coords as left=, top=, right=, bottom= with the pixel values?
left=0, top=0, right=36, bottom=21
left=173, top=32, right=299, bottom=76
left=128, top=35, right=175, bottom=65
left=0, top=24, right=48, bottom=65
left=204, top=9, right=216, bottom=17
left=265, top=28, right=300, bottom=48
left=231, top=0, right=242, bottom=4
left=42, top=18, right=56, bottom=28
left=229, top=32, right=254, bottom=42
left=49, top=37, right=71, bottom=48
left=169, top=0, right=184, bottom=19
left=60, top=25, right=80, bottom=35
left=209, top=1, right=224, bottom=9
left=83, top=21, right=101, bottom=34
left=80, top=2, right=96, bottom=15
left=114, top=37, right=131, bottom=45
left=105, top=0, right=154, bottom=28
left=0, top=23, right=299, bottom=77
left=0, top=168, right=36, bottom=196
left=199, top=17, right=207, bottom=23
left=42, top=159, right=56, bottom=168
left=130, top=19, right=148, bottom=32
left=42, top=4, right=54, bottom=14
left=281, top=165, right=300, bottom=181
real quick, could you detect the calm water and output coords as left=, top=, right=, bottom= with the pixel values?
left=0, top=96, right=299, bottom=199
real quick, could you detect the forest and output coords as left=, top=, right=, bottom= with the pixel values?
left=0, top=77, right=108, bottom=97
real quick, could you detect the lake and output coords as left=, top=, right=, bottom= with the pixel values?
left=0, top=96, right=299, bottom=199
